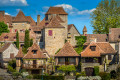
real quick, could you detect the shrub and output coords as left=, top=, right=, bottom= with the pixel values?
left=26, top=75, right=33, bottom=79
left=8, top=65, right=16, bottom=72
left=99, top=72, right=111, bottom=80
left=94, top=66, right=99, bottom=76
left=20, top=69, right=26, bottom=73
left=8, top=59, right=16, bottom=69
left=110, top=70, right=117, bottom=79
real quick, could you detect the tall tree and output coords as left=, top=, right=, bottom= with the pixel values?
left=0, top=21, right=9, bottom=35
left=91, top=0, right=120, bottom=34
left=16, top=31, right=19, bottom=49
left=30, top=39, right=33, bottom=47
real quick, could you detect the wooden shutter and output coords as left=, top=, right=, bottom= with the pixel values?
left=48, top=30, right=52, bottom=36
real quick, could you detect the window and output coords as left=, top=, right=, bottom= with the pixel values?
left=32, top=50, right=37, bottom=54
left=48, top=30, right=53, bottom=36
left=4, top=35, right=8, bottom=39
left=90, top=46, right=96, bottom=51
left=45, top=23, right=49, bottom=26
left=108, top=55, right=112, bottom=60
left=10, top=53, right=14, bottom=59
left=85, top=58, right=94, bottom=63
left=15, top=29, right=17, bottom=32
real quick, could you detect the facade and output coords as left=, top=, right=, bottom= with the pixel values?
left=22, top=43, right=48, bottom=74
left=81, top=42, right=116, bottom=76
left=0, top=43, right=19, bottom=68
left=55, top=42, right=80, bottom=66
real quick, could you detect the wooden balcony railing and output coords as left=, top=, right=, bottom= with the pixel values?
left=58, top=62, right=76, bottom=65
left=22, top=64, right=46, bottom=69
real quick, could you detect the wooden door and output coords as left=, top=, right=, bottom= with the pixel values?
left=65, top=58, right=69, bottom=65
left=85, top=67, right=94, bottom=76
left=33, top=60, right=36, bottom=68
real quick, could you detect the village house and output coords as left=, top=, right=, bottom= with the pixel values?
left=0, top=43, right=19, bottom=68
left=16, top=43, right=49, bottom=74
left=55, top=42, right=80, bottom=67
left=81, top=42, right=116, bottom=76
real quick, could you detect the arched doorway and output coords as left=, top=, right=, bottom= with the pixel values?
left=85, top=67, right=94, bottom=76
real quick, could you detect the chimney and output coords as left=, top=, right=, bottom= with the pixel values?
left=37, top=15, right=40, bottom=25
left=0, top=11, right=5, bottom=16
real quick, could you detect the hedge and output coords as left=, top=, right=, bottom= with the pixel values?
left=99, top=72, right=111, bottom=80
left=94, top=66, right=99, bottom=76
left=33, top=75, right=64, bottom=80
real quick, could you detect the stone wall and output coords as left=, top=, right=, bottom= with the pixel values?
left=44, top=28, right=65, bottom=56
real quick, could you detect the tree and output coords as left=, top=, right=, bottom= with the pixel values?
left=16, top=31, right=19, bottom=49
left=0, top=21, right=9, bottom=35
left=23, top=30, right=30, bottom=53
left=57, top=65, right=76, bottom=75
left=91, top=0, right=120, bottom=34
left=30, top=39, right=33, bottom=47
left=75, top=36, right=86, bottom=54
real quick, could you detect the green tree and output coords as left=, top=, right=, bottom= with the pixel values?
left=57, top=65, right=76, bottom=75
left=16, top=31, right=19, bottom=49
left=75, top=36, right=86, bottom=54
left=91, top=0, right=120, bottom=34
left=0, top=21, right=9, bottom=35
left=94, top=66, right=99, bottom=76
left=23, top=30, right=30, bottom=53
left=30, top=39, right=33, bottom=47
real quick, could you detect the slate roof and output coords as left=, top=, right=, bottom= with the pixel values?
left=45, top=7, right=68, bottom=15
left=55, top=42, right=80, bottom=57
left=23, top=43, right=47, bottom=59
left=15, top=47, right=24, bottom=58
left=0, top=43, right=12, bottom=53
left=81, top=42, right=116, bottom=57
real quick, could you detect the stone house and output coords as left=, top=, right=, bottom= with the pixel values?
left=55, top=42, right=80, bottom=66
left=67, top=24, right=80, bottom=47
left=21, top=43, right=48, bottom=74
left=0, top=43, right=19, bottom=68
left=81, top=42, right=116, bottom=76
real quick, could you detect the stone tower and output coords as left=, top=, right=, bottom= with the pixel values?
left=83, top=25, right=87, bottom=36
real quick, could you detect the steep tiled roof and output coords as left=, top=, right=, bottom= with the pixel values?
left=0, top=43, right=11, bottom=53
left=45, top=16, right=65, bottom=28
left=13, top=10, right=28, bottom=22
left=85, top=34, right=107, bottom=44
left=37, top=18, right=45, bottom=28
left=55, top=42, right=80, bottom=57
left=68, top=24, right=73, bottom=31
left=0, top=32, right=36, bottom=42
left=109, top=28, right=120, bottom=42
left=15, top=47, right=24, bottom=58
left=81, top=42, right=116, bottom=57
left=83, top=25, right=87, bottom=32
left=23, top=43, right=47, bottom=59
left=30, top=27, right=43, bottom=32
left=26, top=16, right=36, bottom=26
left=45, top=7, right=68, bottom=15
left=0, top=13, right=7, bottom=24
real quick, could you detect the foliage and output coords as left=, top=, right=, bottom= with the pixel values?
left=8, top=59, right=16, bottom=69
left=0, top=77, right=3, bottom=80
left=65, top=39, right=67, bottom=43
left=8, top=65, right=16, bottom=72
left=0, top=21, right=9, bottom=35
left=76, top=72, right=86, bottom=77
left=57, top=65, right=76, bottom=75
left=23, top=30, right=30, bottom=53
left=55, top=48, right=61, bottom=54
left=91, top=0, right=120, bottom=34
left=110, top=70, right=117, bottom=79
left=94, top=66, right=99, bottom=76
left=12, top=72, right=21, bottom=77
left=16, top=31, right=19, bottom=49
left=33, top=75, right=64, bottom=80
left=75, top=36, right=86, bottom=54
left=99, top=72, right=111, bottom=80
left=26, top=75, right=33, bottom=79
left=30, top=39, right=33, bottom=47
left=20, top=69, right=26, bottom=73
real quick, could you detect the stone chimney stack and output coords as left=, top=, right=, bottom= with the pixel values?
left=0, top=11, right=5, bottom=16
left=37, top=15, right=40, bottom=25
left=83, top=25, right=87, bottom=36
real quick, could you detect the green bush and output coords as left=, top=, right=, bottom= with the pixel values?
left=26, top=75, right=33, bottom=79
left=8, top=59, right=16, bottom=69
left=76, top=72, right=86, bottom=77
left=110, top=70, right=117, bottom=79
left=12, top=72, right=21, bottom=77
left=33, top=75, right=64, bottom=80
left=99, top=72, right=111, bottom=80
left=20, top=69, right=26, bottom=73
left=8, top=65, right=16, bottom=72
left=94, top=66, right=99, bottom=76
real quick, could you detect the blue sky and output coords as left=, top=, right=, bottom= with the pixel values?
left=0, top=0, right=102, bottom=34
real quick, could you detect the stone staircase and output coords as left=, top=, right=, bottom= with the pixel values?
left=106, top=64, right=119, bottom=73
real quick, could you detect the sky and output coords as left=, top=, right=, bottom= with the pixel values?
left=0, top=0, right=102, bottom=34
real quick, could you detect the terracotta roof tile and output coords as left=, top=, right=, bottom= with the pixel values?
left=68, top=24, right=73, bottom=31
left=23, top=43, right=47, bottom=59
left=55, top=42, right=80, bottom=57
left=37, top=18, right=45, bottom=28
left=83, top=25, right=87, bottom=32
left=45, top=7, right=68, bottom=15
left=81, top=42, right=116, bottom=57
left=0, top=43, right=11, bottom=53
left=15, top=47, right=24, bottom=58
left=26, top=16, right=36, bottom=26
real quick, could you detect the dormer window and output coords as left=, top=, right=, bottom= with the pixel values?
left=4, top=36, right=8, bottom=39
left=48, top=30, right=53, bottom=36
left=90, top=46, right=96, bottom=51
left=32, top=50, right=37, bottom=54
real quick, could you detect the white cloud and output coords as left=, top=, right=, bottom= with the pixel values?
left=5, top=13, right=10, bottom=15
left=0, top=0, right=28, bottom=6
left=78, top=8, right=96, bottom=15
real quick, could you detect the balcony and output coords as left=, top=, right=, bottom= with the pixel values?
left=22, top=64, right=46, bottom=69
left=58, top=62, right=76, bottom=65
